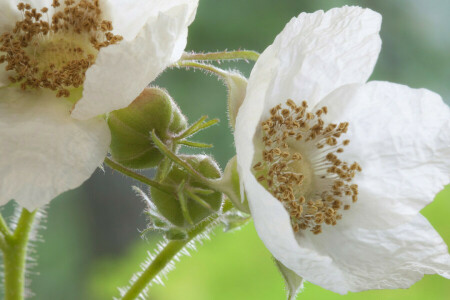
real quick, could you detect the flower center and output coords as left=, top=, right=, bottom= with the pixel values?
left=253, top=99, right=361, bottom=234
left=0, top=0, right=123, bottom=97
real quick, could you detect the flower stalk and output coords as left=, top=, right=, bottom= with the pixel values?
left=120, top=203, right=232, bottom=300
left=181, top=50, right=260, bottom=62
left=1, top=208, right=36, bottom=300
left=104, top=157, right=174, bottom=195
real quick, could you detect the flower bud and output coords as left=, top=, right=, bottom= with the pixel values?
left=107, top=87, right=187, bottom=169
left=150, top=155, right=222, bottom=228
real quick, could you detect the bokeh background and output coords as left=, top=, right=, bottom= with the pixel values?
left=2, top=0, right=450, bottom=299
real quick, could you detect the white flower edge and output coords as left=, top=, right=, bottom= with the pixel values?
left=0, top=88, right=110, bottom=210
left=71, top=0, right=199, bottom=120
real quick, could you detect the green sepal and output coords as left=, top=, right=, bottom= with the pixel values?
left=222, top=211, right=250, bottom=232
left=222, top=156, right=250, bottom=213
left=107, top=87, right=187, bottom=169
left=274, top=259, right=304, bottom=300
left=150, top=155, right=223, bottom=229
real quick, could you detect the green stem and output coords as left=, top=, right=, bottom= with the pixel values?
left=2, top=208, right=36, bottom=300
left=150, top=131, right=239, bottom=204
left=120, top=205, right=231, bottom=300
left=175, top=61, right=230, bottom=78
left=0, top=213, right=12, bottom=237
left=181, top=50, right=260, bottom=62
left=104, top=157, right=174, bottom=195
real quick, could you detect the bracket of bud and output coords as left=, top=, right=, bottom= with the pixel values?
left=107, top=87, right=187, bottom=169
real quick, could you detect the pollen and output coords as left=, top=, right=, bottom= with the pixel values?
left=0, top=1, right=123, bottom=97
left=253, top=99, right=361, bottom=234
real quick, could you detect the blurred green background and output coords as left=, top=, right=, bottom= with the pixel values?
left=2, top=0, right=450, bottom=299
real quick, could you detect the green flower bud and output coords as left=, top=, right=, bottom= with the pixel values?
left=107, top=87, right=187, bottom=169
left=151, top=155, right=222, bottom=228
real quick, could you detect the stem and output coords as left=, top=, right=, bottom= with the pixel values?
left=150, top=131, right=239, bottom=204
left=175, top=61, right=230, bottom=78
left=2, top=208, right=36, bottom=300
left=181, top=50, right=260, bottom=62
left=120, top=205, right=231, bottom=300
left=104, top=157, right=174, bottom=195
left=150, top=130, right=210, bottom=185
left=0, top=213, right=12, bottom=237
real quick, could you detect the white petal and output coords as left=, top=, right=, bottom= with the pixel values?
left=72, top=0, right=198, bottom=120
left=0, top=1, right=19, bottom=88
left=0, top=0, right=19, bottom=35
left=102, top=0, right=198, bottom=41
left=243, top=6, right=381, bottom=115
left=0, top=88, right=110, bottom=210
left=239, top=158, right=330, bottom=289
left=244, top=176, right=450, bottom=294
left=296, top=214, right=450, bottom=293
left=318, top=81, right=450, bottom=229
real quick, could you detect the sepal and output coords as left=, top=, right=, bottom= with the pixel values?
left=223, top=156, right=250, bottom=213
left=221, top=208, right=250, bottom=232
left=274, top=259, right=304, bottom=300
left=225, top=71, right=247, bottom=128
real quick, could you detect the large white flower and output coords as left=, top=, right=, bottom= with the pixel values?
left=0, top=0, right=198, bottom=210
left=235, top=6, right=450, bottom=294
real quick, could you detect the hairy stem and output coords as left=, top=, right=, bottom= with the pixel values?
left=120, top=205, right=231, bottom=300
left=175, top=61, right=230, bottom=78
left=104, top=157, right=174, bottom=195
left=181, top=50, right=260, bottom=62
left=2, top=208, right=36, bottom=300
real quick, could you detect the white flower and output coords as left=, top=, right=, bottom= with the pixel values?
left=0, top=0, right=198, bottom=210
left=235, top=6, right=450, bottom=294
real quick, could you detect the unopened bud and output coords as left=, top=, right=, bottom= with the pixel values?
left=108, top=87, right=187, bottom=169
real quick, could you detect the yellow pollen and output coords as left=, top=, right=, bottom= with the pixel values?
left=253, top=99, right=362, bottom=234
left=0, top=0, right=123, bottom=97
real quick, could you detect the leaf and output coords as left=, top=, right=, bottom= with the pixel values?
left=274, top=259, right=304, bottom=300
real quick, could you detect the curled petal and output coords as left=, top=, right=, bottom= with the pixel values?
left=72, top=0, right=198, bottom=120
left=318, top=81, right=450, bottom=229
left=0, top=88, right=110, bottom=210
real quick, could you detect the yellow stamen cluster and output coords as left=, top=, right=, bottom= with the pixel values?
left=253, top=99, right=361, bottom=234
left=0, top=0, right=123, bottom=97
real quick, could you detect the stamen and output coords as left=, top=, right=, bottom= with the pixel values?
left=253, top=99, right=361, bottom=234
left=0, top=1, right=123, bottom=97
